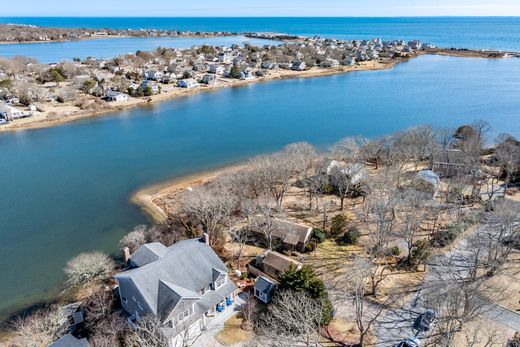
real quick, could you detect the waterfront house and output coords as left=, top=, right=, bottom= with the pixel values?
left=249, top=217, right=313, bottom=252
left=291, top=61, right=306, bottom=71
left=177, top=78, right=198, bottom=89
left=0, top=103, right=31, bottom=121
left=106, top=90, right=129, bottom=102
left=431, top=149, right=467, bottom=177
left=209, top=64, right=226, bottom=75
left=114, top=237, right=237, bottom=346
left=201, top=74, right=218, bottom=85
left=140, top=80, right=160, bottom=94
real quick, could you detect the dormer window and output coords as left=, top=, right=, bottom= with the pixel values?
left=215, top=274, right=226, bottom=289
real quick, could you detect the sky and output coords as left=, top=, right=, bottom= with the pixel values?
left=2, top=0, right=520, bottom=17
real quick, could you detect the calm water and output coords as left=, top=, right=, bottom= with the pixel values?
left=2, top=17, right=520, bottom=51
left=1, top=55, right=520, bottom=317
left=0, top=36, right=278, bottom=63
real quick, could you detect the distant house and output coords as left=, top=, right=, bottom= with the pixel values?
left=114, top=237, right=237, bottom=346
left=412, top=170, right=441, bottom=199
left=342, top=57, right=356, bottom=66
left=291, top=61, right=306, bottom=71
left=0, top=103, right=31, bottom=121
left=177, top=78, right=198, bottom=89
left=201, top=74, right=218, bottom=85
left=48, top=334, right=89, bottom=347
left=431, top=149, right=467, bottom=177
left=249, top=217, right=313, bottom=252
left=140, top=80, right=160, bottom=94
left=209, top=64, right=226, bottom=75
left=106, top=91, right=129, bottom=102
left=144, top=70, right=164, bottom=81
left=326, top=160, right=366, bottom=187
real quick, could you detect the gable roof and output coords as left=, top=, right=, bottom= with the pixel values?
left=130, top=242, right=169, bottom=267
left=114, top=239, right=231, bottom=316
left=48, top=334, right=89, bottom=347
left=432, top=149, right=466, bottom=165
left=255, top=276, right=277, bottom=294
left=250, top=217, right=312, bottom=246
left=262, top=250, right=302, bottom=274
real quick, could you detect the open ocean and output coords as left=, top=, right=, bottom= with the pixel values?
left=1, top=17, right=520, bottom=51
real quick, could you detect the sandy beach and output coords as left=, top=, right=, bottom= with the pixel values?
left=131, top=163, right=247, bottom=223
left=0, top=59, right=402, bottom=132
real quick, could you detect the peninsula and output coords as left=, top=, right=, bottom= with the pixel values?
left=1, top=31, right=515, bottom=131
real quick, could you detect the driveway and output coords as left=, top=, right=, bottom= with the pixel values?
left=373, top=225, right=520, bottom=346
left=195, top=292, right=248, bottom=347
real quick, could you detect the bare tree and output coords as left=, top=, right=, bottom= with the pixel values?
left=120, top=224, right=148, bottom=253
left=249, top=152, right=295, bottom=212
left=89, top=314, right=127, bottom=347
left=494, top=134, right=520, bottom=197
left=231, top=227, right=255, bottom=270
left=63, top=251, right=115, bottom=287
left=329, top=162, right=364, bottom=210
left=124, top=315, right=169, bottom=347
left=256, top=290, right=324, bottom=346
left=10, top=306, right=68, bottom=347
left=181, top=185, right=237, bottom=249
left=360, top=196, right=397, bottom=296
left=396, top=189, right=430, bottom=263
left=344, top=258, right=388, bottom=347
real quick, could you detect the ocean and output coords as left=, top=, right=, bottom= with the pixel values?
left=1, top=17, right=520, bottom=51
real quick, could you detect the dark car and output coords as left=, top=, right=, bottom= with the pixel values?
left=396, top=337, right=420, bottom=347
left=413, top=309, right=436, bottom=332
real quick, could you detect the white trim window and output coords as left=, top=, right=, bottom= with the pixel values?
left=215, top=274, right=227, bottom=289
left=178, top=309, right=190, bottom=322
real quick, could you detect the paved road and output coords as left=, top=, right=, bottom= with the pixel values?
left=373, top=225, right=520, bottom=346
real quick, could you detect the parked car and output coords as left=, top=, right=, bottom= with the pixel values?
left=396, top=337, right=420, bottom=347
left=413, top=309, right=436, bottom=332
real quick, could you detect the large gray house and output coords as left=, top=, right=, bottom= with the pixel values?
left=114, top=237, right=237, bottom=346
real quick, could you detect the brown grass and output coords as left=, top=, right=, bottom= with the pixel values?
left=215, top=316, right=253, bottom=346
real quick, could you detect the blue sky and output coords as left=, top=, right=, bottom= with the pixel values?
left=3, top=0, right=520, bottom=17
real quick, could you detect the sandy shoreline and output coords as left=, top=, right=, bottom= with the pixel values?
left=131, top=163, right=247, bottom=223
left=0, top=59, right=402, bottom=132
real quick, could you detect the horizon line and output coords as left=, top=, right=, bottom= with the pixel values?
left=2, top=15, right=520, bottom=18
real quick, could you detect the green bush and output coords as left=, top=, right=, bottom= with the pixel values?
left=279, top=265, right=334, bottom=325
left=229, top=65, right=241, bottom=79
left=330, top=214, right=349, bottom=236
left=387, top=245, right=401, bottom=256
left=305, top=241, right=317, bottom=253
left=312, top=228, right=326, bottom=243
left=0, top=79, right=13, bottom=89
left=143, top=86, right=154, bottom=97
left=18, top=94, right=32, bottom=106
left=430, top=223, right=466, bottom=248
left=338, top=227, right=360, bottom=245
left=410, top=239, right=431, bottom=265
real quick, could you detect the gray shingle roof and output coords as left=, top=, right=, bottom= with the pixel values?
left=130, top=242, right=168, bottom=267
left=48, top=334, right=89, bottom=347
left=255, top=276, right=276, bottom=294
left=115, top=239, right=235, bottom=317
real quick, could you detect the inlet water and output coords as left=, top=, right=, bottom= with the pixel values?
left=0, top=54, right=519, bottom=318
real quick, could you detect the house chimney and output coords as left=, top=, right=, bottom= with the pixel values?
left=123, top=247, right=131, bottom=263
left=202, top=232, right=210, bottom=244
